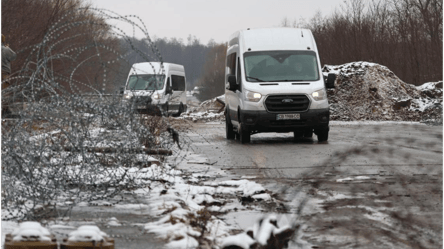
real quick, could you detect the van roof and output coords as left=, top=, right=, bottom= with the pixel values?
left=229, top=28, right=317, bottom=52
left=129, top=62, right=184, bottom=75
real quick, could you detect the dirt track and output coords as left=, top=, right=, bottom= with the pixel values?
left=181, top=120, right=443, bottom=248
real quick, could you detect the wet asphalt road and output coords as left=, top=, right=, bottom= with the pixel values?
left=183, top=121, right=443, bottom=179
left=55, top=121, right=442, bottom=249
left=180, top=121, right=443, bottom=248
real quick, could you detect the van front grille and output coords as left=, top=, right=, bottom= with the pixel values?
left=132, top=96, right=153, bottom=106
left=265, top=95, right=310, bottom=112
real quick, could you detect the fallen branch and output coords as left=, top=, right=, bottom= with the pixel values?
left=63, top=146, right=172, bottom=155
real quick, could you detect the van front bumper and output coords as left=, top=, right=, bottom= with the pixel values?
left=240, top=108, right=330, bottom=133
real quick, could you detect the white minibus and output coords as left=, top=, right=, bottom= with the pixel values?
left=123, top=62, right=187, bottom=116
left=224, top=28, right=336, bottom=143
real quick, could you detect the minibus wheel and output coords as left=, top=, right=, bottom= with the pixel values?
left=178, top=103, right=184, bottom=116
left=162, top=103, right=169, bottom=116
left=239, top=123, right=251, bottom=144
left=225, top=111, right=235, bottom=139
left=173, top=103, right=184, bottom=117
left=316, top=127, right=329, bottom=142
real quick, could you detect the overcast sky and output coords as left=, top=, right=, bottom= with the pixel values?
left=91, top=0, right=355, bottom=45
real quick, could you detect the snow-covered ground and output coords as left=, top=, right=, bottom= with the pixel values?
left=1, top=148, right=301, bottom=248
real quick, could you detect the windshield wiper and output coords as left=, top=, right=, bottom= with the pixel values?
left=246, top=76, right=265, bottom=82
left=267, top=79, right=305, bottom=82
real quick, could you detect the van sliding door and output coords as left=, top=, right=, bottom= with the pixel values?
left=170, top=75, right=186, bottom=110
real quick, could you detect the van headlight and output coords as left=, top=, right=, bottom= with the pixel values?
left=312, top=88, right=327, bottom=101
left=123, top=94, right=131, bottom=100
left=153, top=93, right=161, bottom=100
left=245, top=90, right=262, bottom=102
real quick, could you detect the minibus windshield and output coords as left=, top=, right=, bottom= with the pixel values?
left=244, top=51, right=319, bottom=82
left=126, top=74, right=165, bottom=90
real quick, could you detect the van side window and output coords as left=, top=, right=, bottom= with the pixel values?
left=171, top=75, right=185, bottom=91
left=166, top=77, right=171, bottom=92
left=227, top=53, right=236, bottom=76
left=237, top=57, right=242, bottom=91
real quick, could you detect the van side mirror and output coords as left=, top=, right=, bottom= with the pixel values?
left=166, top=84, right=173, bottom=94
left=325, top=73, right=336, bottom=89
left=227, top=75, right=237, bottom=91
left=119, top=86, right=124, bottom=94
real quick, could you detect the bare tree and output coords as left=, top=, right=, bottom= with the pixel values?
left=195, top=43, right=227, bottom=101
left=2, top=0, right=121, bottom=94
left=281, top=0, right=443, bottom=85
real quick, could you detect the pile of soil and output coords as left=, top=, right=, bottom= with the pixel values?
left=323, top=62, right=442, bottom=124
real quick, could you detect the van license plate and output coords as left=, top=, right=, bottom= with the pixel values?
left=277, top=114, right=300, bottom=120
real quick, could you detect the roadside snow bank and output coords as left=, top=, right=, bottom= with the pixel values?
left=178, top=111, right=224, bottom=122
left=143, top=165, right=280, bottom=248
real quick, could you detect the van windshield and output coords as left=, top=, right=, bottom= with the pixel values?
left=244, top=51, right=319, bottom=82
left=126, top=74, right=165, bottom=90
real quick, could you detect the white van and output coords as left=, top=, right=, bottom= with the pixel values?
left=224, top=28, right=336, bottom=143
left=122, top=62, right=187, bottom=116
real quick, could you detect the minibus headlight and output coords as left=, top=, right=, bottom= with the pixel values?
left=153, top=93, right=161, bottom=99
left=312, top=88, right=327, bottom=101
left=245, top=90, right=262, bottom=102
left=123, top=94, right=131, bottom=100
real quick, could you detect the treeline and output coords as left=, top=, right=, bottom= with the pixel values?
left=194, top=44, right=227, bottom=101
left=283, top=0, right=442, bottom=85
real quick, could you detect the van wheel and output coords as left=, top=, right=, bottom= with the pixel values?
left=316, top=127, right=329, bottom=142
left=239, top=123, right=251, bottom=144
left=225, top=111, right=235, bottom=140
left=176, top=103, right=184, bottom=117
left=163, top=103, right=169, bottom=117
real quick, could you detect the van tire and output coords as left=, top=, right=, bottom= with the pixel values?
left=162, top=103, right=169, bottom=117
left=239, top=123, right=251, bottom=144
left=176, top=103, right=184, bottom=117
left=225, top=111, right=235, bottom=140
left=316, top=127, right=329, bottom=142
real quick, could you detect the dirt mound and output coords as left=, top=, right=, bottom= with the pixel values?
left=323, top=62, right=442, bottom=124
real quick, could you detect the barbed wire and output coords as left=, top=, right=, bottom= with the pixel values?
left=1, top=8, right=182, bottom=221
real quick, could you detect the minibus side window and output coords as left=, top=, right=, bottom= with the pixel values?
left=227, top=53, right=236, bottom=77
left=166, top=77, right=172, bottom=93
left=171, top=75, right=186, bottom=91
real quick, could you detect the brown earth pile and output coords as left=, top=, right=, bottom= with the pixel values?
left=323, top=62, right=442, bottom=124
